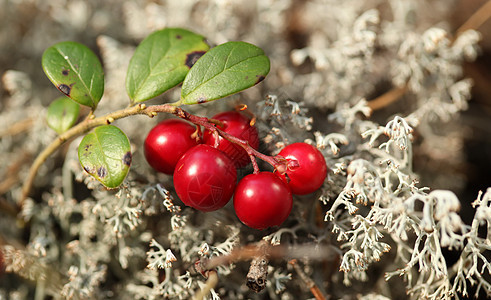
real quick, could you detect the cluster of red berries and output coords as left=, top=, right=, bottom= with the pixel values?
left=144, top=111, right=327, bottom=230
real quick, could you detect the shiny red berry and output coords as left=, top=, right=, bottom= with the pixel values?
left=203, top=111, right=259, bottom=168
left=234, top=172, right=292, bottom=230
left=174, top=145, right=237, bottom=212
left=144, top=119, right=200, bottom=174
left=278, top=143, right=327, bottom=195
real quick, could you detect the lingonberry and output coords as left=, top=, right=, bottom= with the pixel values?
left=174, top=144, right=237, bottom=212
left=233, top=172, right=292, bottom=230
left=144, top=119, right=200, bottom=174
left=277, top=143, right=327, bottom=195
left=203, top=111, right=259, bottom=168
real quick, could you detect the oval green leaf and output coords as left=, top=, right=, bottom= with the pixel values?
left=126, top=28, right=210, bottom=103
left=46, top=96, right=80, bottom=134
left=42, top=41, right=104, bottom=109
left=180, top=41, right=270, bottom=105
left=78, top=125, right=132, bottom=188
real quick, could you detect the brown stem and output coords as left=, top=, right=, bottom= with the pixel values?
left=195, top=243, right=338, bottom=296
left=289, top=259, right=327, bottom=300
left=456, top=0, right=491, bottom=36
left=20, top=103, right=177, bottom=204
left=0, top=118, right=34, bottom=138
left=368, top=1, right=491, bottom=111
left=201, top=242, right=338, bottom=271
left=192, top=270, right=218, bottom=300
left=367, top=85, right=408, bottom=111
left=0, top=152, right=31, bottom=196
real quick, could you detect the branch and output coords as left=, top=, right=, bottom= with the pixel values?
left=289, top=259, right=326, bottom=300
left=368, top=1, right=491, bottom=111
left=20, top=103, right=177, bottom=204
left=456, top=0, right=491, bottom=36
left=0, top=118, right=34, bottom=138
left=192, top=270, right=219, bottom=300
left=367, top=85, right=408, bottom=111
left=200, top=242, right=338, bottom=271
left=0, top=152, right=31, bottom=196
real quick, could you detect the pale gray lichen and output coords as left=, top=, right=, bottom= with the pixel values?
left=0, top=0, right=489, bottom=299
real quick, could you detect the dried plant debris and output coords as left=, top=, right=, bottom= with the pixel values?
left=246, top=241, right=269, bottom=293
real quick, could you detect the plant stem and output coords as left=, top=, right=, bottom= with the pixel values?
left=0, top=152, right=31, bottom=196
left=367, top=85, right=408, bottom=111
left=192, top=270, right=218, bottom=300
left=20, top=103, right=177, bottom=205
left=174, top=107, right=283, bottom=173
left=368, top=2, right=491, bottom=111
left=0, top=118, right=34, bottom=138
left=201, top=243, right=337, bottom=271
left=21, top=105, right=286, bottom=211
left=289, top=259, right=326, bottom=300
left=456, top=0, right=491, bottom=36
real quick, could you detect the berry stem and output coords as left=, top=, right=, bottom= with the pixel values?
left=173, top=107, right=284, bottom=173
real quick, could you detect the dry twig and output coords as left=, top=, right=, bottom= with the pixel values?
left=367, top=85, right=408, bottom=111
left=192, top=270, right=219, bottom=300
left=289, top=259, right=326, bottom=300
left=0, top=118, right=34, bottom=138
left=368, top=0, right=491, bottom=111
left=456, top=0, right=491, bottom=35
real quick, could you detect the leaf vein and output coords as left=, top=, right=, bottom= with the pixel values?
left=184, top=52, right=264, bottom=98
left=56, top=47, right=96, bottom=107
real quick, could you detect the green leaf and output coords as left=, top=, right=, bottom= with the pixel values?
left=42, top=41, right=104, bottom=109
left=126, top=28, right=210, bottom=103
left=180, top=41, right=270, bottom=105
left=78, top=125, right=132, bottom=188
left=46, top=96, right=80, bottom=134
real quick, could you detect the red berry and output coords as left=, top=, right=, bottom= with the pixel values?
left=203, top=111, right=259, bottom=168
left=278, top=143, right=327, bottom=195
left=174, top=145, right=237, bottom=212
left=144, top=119, right=200, bottom=174
left=234, top=172, right=292, bottom=230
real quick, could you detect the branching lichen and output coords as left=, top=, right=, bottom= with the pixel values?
left=0, top=1, right=489, bottom=300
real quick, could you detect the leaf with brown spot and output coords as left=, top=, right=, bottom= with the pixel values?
left=42, top=41, right=104, bottom=109
left=180, top=41, right=270, bottom=105
left=126, top=28, right=209, bottom=103
left=78, top=125, right=131, bottom=188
